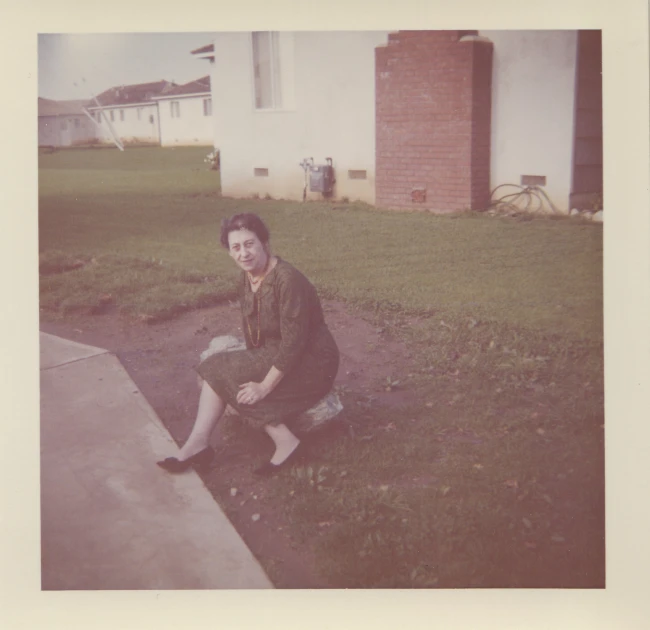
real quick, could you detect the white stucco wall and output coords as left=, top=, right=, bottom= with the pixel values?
left=211, top=30, right=578, bottom=210
left=38, top=115, right=98, bottom=147
left=211, top=31, right=391, bottom=203
left=480, top=30, right=578, bottom=212
left=157, top=95, right=213, bottom=146
left=90, top=103, right=160, bottom=144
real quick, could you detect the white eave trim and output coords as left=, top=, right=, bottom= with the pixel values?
left=150, top=91, right=211, bottom=101
left=38, top=112, right=86, bottom=118
left=86, top=101, right=158, bottom=110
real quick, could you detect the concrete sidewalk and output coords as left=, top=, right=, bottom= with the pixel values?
left=40, top=332, right=272, bottom=590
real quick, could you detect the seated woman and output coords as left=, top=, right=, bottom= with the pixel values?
left=157, top=213, right=340, bottom=476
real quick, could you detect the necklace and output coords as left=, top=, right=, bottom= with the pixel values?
left=247, top=255, right=271, bottom=287
left=245, top=256, right=273, bottom=347
left=246, top=291, right=262, bottom=347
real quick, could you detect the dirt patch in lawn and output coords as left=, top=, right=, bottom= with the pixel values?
left=40, top=300, right=418, bottom=588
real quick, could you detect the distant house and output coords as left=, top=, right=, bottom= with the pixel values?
left=152, top=76, right=213, bottom=146
left=86, top=80, right=176, bottom=145
left=205, top=30, right=602, bottom=212
left=38, top=98, right=97, bottom=147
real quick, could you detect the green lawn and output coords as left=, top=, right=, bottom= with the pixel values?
left=39, top=146, right=604, bottom=588
left=39, top=146, right=602, bottom=338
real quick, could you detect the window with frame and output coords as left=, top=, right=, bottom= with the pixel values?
left=119, top=109, right=125, bottom=121
left=137, top=108, right=142, bottom=121
left=110, top=110, right=115, bottom=122
left=203, top=98, right=212, bottom=116
left=74, top=118, right=80, bottom=128
left=252, top=31, right=282, bottom=109
left=170, top=101, right=181, bottom=118
left=60, top=120, right=67, bottom=131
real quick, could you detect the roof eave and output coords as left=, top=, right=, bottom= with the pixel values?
left=192, top=52, right=215, bottom=61
left=86, top=101, right=158, bottom=110
left=38, top=112, right=81, bottom=118
left=151, top=91, right=211, bottom=101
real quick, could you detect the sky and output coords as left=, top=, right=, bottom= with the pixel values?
left=38, top=33, right=216, bottom=101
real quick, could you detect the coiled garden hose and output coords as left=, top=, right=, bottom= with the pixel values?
left=487, top=184, right=562, bottom=215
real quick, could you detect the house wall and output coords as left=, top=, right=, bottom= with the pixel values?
left=38, top=114, right=98, bottom=147
left=480, top=30, right=579, bottom=212
left=157, top=95, right=213, bottom=146
left=211, top=30, right=580, bottom=211
left=211, top=31, right=391, bottom=202
left=38, top=116, right=61, bottom=146
left=92, top=104, right=161, bottom=144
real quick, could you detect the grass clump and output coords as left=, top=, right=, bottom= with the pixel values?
left=40, top=253, right=237, bottom=321
left=39, top=250, right=92, bottom=275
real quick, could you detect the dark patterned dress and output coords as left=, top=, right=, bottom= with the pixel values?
left=196, top=258, right=340, bottom=431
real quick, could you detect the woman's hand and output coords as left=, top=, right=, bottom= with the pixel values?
left=237, top=381, right=270, bottom=406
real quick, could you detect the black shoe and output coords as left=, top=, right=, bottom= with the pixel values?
left=157, top=447, right=214, bottom=473
left=253, top=443, right=302, bottom=477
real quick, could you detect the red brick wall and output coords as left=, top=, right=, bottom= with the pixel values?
left=375, top=31, right=493, bottom=212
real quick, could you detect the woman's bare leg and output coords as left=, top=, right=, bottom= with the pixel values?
left=177, top=381, right=226, bottom=461
left=264, top=423, right=300, bottom=465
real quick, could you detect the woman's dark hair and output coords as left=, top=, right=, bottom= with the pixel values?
left=220, top=213, right=270, bottom=249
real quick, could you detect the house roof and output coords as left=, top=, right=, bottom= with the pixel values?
left=38, top=97, right=90, bottom=117
left=93, top=80, right=176, bottom=107
left=153, top=76, right=211, bottom=99
left=191, top=43, right=215, bottom=62
left=191, top=44, right=214, bottom=55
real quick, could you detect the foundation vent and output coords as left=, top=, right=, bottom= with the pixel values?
left=411, top=187, right=427, bottom=203
left=521, top=175, right=546, bottom=186
left=348, top=169, right=367, bottom=180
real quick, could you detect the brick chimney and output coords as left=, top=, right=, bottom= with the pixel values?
left=375, top=31, right=493, bottom=212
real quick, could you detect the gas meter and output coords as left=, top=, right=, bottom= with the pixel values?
left=309, top=158, right=335, bottom=195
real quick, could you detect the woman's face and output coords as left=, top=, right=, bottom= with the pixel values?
left=228, top=228, right=269, bottom=276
